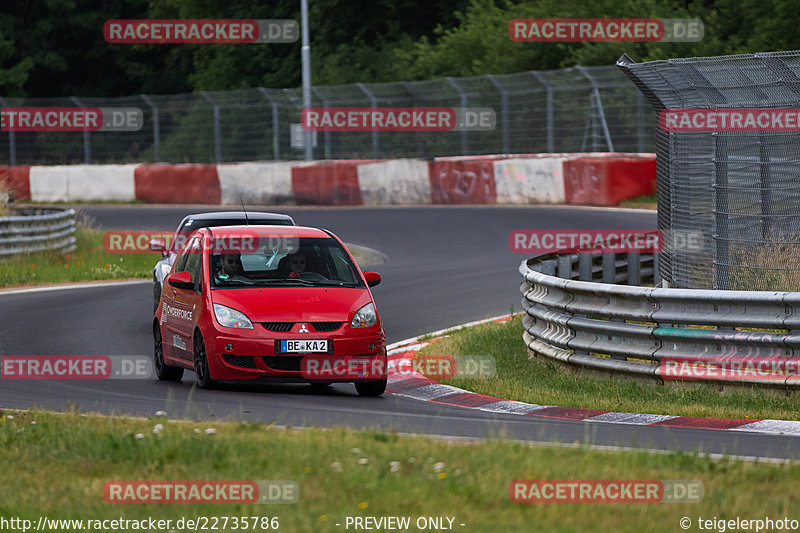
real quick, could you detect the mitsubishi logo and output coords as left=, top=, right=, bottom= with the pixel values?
left=298, top=324, right=309, bottom=333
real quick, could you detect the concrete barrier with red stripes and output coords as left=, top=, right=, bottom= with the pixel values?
left=0, top=166, right=32, bottom=200
left=563, top=153, right=656, bottom=206
left=1, top=153, right=655, bottom=206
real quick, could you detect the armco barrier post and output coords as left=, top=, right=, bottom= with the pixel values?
left=627, top=252, right=640, bottom=286
left=578, top=253, right=592, bottom=281
left=557, top=254, right=572, bottom=279
left=602, top=253, right=615, bottom=283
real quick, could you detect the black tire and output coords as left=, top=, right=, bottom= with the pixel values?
left=193, top=331, right=216, bottom=389
left=355, top=379, right=386, bottom=397
left=153, top=325, right=183, bottom=382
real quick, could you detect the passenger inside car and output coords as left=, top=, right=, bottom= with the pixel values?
left=287, top=251, right=306, bottom=279
left=276, top=251, right=307, bottom=279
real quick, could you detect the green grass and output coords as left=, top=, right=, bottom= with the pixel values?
left=0, top=227, right=157, bottom=288
left=1, top=408, right=798, bottom=533
left=618, top=194, right=657, bottom=209
left=417, top=316, right=800, bottom=421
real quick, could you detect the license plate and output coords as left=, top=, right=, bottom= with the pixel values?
left=279, top=339, right=329, bottom=353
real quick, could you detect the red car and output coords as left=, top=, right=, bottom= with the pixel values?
left=153, top=225, right=387, bottom=396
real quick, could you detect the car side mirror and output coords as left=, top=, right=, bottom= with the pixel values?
left=149, top=238, right=166, bottom=254
left=363, top=271, right=381, bottom=288
left=168, top=272, right=194, bottom=290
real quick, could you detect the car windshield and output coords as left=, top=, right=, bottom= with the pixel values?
left=170, top=217, right=293, bottom=253
left=210, top=237, right=363, bottom=289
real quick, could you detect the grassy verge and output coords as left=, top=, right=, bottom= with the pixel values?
left=417, top=316, right=800, bottom=421
left=1, top=408, right=797, bottom=533
left=618, top=194, right=657, bottom=210
left=0, top=226, right=157, bottom=288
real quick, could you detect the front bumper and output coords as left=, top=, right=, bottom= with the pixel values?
left=205, top=329, right=386, bottom=381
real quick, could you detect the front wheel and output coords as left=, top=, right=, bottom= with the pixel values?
left=193, top=332, right=216, bottom=389
left=154, top=325, right=183, bottom=382
left=355, top=379, right=386, bottom=397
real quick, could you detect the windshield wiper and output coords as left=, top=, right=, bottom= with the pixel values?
left=252, top=278, right=318, bottom=286
left=215, top=279, right=256, bottom=286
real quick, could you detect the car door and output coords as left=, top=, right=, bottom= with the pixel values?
left=166, top=236, right=203, bottom=361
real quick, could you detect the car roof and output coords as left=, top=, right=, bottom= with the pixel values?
left=184, top=211, right=295, bottom=224
left=205, top=224, right=332, bottom=239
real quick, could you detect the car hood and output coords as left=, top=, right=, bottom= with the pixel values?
left=211, top=287, right=373, bottom=322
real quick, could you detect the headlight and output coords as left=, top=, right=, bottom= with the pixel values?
left=351, top=302, right=377, bottom=328
left=213, top=304, right=254, bottom=329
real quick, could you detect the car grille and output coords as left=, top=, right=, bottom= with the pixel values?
left=262, top=322, right=294, bottom=332
left=313, top=322, right=343, bottom=332
left=262, top=322, right=343, bottom=332
left=223, top=355, right=257, bottom=369
left=262, top=356, right=303, bottom=371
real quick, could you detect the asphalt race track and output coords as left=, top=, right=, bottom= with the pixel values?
left=2, top=204, right=800, bottom=460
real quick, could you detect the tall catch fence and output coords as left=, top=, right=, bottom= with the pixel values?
left=0, top=66, right=654, bottom=165
left=618, top=51, right=800, bottom=292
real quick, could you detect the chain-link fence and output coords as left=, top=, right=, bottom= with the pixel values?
left=618, top=51, right=800, bottom=292
left=0, top=65, right=655, bottom=165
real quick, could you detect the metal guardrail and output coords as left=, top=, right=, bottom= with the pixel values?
left=519, top=252, right=800, bottom=387
left=0, top=208, right=77, bottom=256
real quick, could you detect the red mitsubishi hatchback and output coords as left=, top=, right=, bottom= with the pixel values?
left=153, top=225, right=387, bottom=396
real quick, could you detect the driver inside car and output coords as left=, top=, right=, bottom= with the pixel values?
left=215, top=252, right=250, bottom=283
